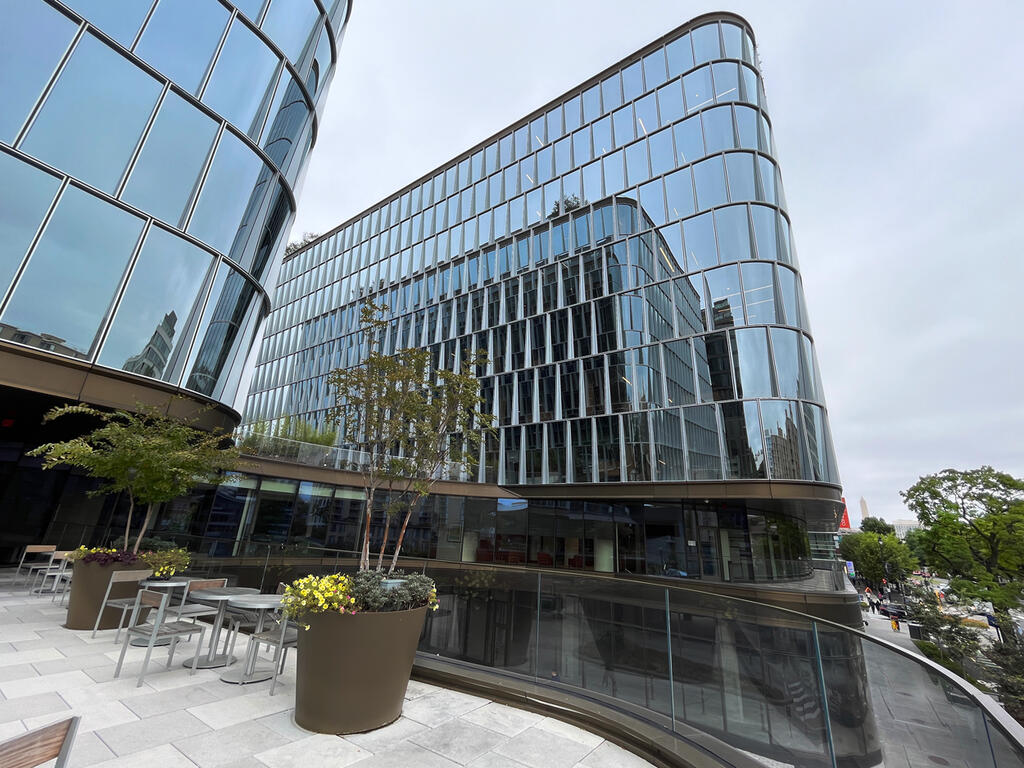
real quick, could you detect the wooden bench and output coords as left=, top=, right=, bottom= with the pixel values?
left=0, top=716, right=79, bottom=768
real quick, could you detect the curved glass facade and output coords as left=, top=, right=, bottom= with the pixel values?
left=246, top=15, right=839, bottom=489
left=0, top=0, right=351, bottom=408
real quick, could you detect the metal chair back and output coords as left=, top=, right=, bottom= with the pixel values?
left=91, top=568, right=153, bottom=638
left=15, top=546, right=56, bottom=586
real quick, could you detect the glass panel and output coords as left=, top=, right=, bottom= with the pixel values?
left=61, top=0, right=151, bottom=47
left=705, top=265, right=743, bottom=328
left=184, top=265, right=258, bottom=395
left=666, top=33, right=694, bottom=77
left=643, top=49, right=668, bottom=90
left=1, top=185, right=144, bottom=359
left=262, top=0, right=319, bottom=62
left=759, top=400, right=804, bottom=479
left=98, top=226, right=212, bottom=380
left=135, top=0, right=230, bottom=94
left=603, top=150, right=624, bottom=195
left=726, top=153, right=757, bottom=202
left=776, top=266, right=802, bottom=328
left=715, top=205, right=752, bottom=263
left=23, top=34, right=161, bottom=193
left=684, top=404, right=721, bottom=479
left=693, top=156, right=728, bottom=210
left=582, top=84, right=601, bottom=122
left=731, top=327, right=773, bottom=397
left=121, top=92, right=218, bottom=225
left=683, top=67, right=713, bottom=113
left=750, top=205, right=779, bottom=261
left=188, top=130, right=266, bottom=254
left=664, top=168, right=695, bottom=223
left=203, top=18, right=279, bottom=133
left=635, top=93, right=658, bottom=136
left=0, top=0, right=76, bottom=143
left=657, top=81, right=684, bottom=126
left=712, top=62, right=740, bottom=103
left=722, top=401, right=765, bottom=479
left=621, top=61, right=643, bottom=102
left=601, top=73, right=621, bottom=112
left=613, top=105, right=634, bottom=148
left=592, top=116, right=612, bottom=155
left=625, top=141, right=649, bottom=186
left=702, top=106, right=735, bottom=153
left=673, top=116, right=704, bottom=164
left=691, top=24, right=721, bottom=64
left=0, top=152, right=60, bottom=298
left=251, top=477, right=297, bottom=543
left=648, top=127, right=675, bottom=176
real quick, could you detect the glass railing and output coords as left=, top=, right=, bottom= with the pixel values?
left=38, top=528, right=1024, bottom=766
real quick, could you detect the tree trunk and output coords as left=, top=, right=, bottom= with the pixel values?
left=360, top=489, right=374, bottom=571
left=123, top=492, right=135, bottom=551
left=132, top=502, right=157, bottom=554
left=376, top=513, right=392, bottom=572
left=389, top=493, right=425, bottom=575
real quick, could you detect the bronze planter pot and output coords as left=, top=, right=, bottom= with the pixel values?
left=65, top=561, right=147, bottom=630
left=295, top=605, right=428, bottom=734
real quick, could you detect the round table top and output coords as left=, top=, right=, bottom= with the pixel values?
left=188, top=587, right=261, bottom=601
left=140, top=579, right=190, bottom=588
left=228, top=594, right=284, bottom=610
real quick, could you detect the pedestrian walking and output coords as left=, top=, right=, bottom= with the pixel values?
left=869, top=600, right=876, bottom=614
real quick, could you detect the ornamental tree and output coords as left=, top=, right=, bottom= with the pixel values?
left=838, top=531, right=916, bottom=587
left=327, top=300, right=491, bottom=573
left=29, top=403, right=239, bottom=553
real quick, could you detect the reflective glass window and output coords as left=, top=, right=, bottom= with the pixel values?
left=612, top=106, right=634, bottom=149
left=554, top=136, right=571, bottom=176
left=673, top=117, right=704, bottom=164
left=603, top=150, right=624, bottom=195
left=61, top=0, right=151, bottom=47
left=705, top=265, right=743, bottom=328
left=572, top=128, right=592, bottom=166
left=664, top=168, right=695, bottom=222
left=188, top=130, right=266, bottom=254
left=740, top=65, right=761, bottom=107
left=803, top=403, right=834, bottom=483
left=622, top=61, right=643, bottom=101
left=722, top=401, right=765, bottom=479
left=682, top=212, right=716, bottom=269
left=595, top=415, right=621, bottom=482
left=1, top=185, right=143, bottom=358
left=638, top=180, right=665, bottom=227
left=571, top=419, right=593, bottom=482
left=136, top=0, right=230, bottom=94
left=656, top=81, right=684, bottom=127
left=663, top=339, right=696, bottom=406
left=582, top=84, right=601, bottom=122
left=122, top=92, right=218, bottom=225
left=0, top=1, right=76, bottom=143
left=693, top=156, right=727, bottom=209
left=722, top=23, right=744, bottom=59
left=714, top=205, right=752, bottom=262
left=601, top=73, right=622, bottom=112
left=740, top=261, right=775, bottom=324
left=758, top=156, right=778, bottom=204
left=712, top=62, right=740, bottom=103
left=750, top=205, right=780, bottom=261
left=203, top=19, right=279, bottom=133
left=592, top=116, right=612, bottom=155
left=625, top=141, right=649, bottom=186
left=546, top=105, right=564, bottom=142
left=635, top=93, right=657, bottom=135
left=776, top=266, right=803, bottom=328
left=643, top=49, right=668, bottom=90
left=99, top=226, right=212, bottom=379
left=564, top=95, right=582, bottom=133
left=759, top=400, right=804, bottom=480
left=684, top=405, right=721, bottom=480
left=683, top=67, right=713, bottom=113
left=0, top=152, right=60, bottom=298
left=801, top=335, right=821, bottom=401
left=184, top=266, right=258, bottom=396
left=731, top=328, right=773, bottom=397
left=726, top=153, right=757, bottom=202
left=648, top=127, right=675, bottom=176
left=734, top=105, right=759, bottom=150
left=665, top=33, right=694, bottom=77
left=702, top=106, right=735, bottom=153
left=770, top=327, right=802, bottom=398
left=691, top=24, right=721, bottom=64
left=23, top=34, right=161, bottom=193
left=262, top=0, right=319, bottom=62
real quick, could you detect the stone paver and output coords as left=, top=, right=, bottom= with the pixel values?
left=0, top=570, right=654, bottom=767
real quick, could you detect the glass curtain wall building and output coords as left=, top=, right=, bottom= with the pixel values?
left=0, top=0, right=351, bottom=558
left=243, top=12, right=843, bottom=583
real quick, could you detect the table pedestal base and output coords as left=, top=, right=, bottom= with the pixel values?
left=182, top=653, right=235, bottom=670
left=220, top=663, right=275, bottom=685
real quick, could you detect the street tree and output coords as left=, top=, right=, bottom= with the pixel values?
left=838, top=531, right=916, bottom=587
left=29, top=404, right=238, bottom=552
left=901, top=467, right=1024, bottom=612
left=327, top=300, right=492, bottom=573
left=859, top=516, right=895, bottom=535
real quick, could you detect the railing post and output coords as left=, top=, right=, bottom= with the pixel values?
left=535, top=571, right=541, bottom=682
left=664, top=588, right=676, bottom=728
left=811, top=621, right=838, bottom=768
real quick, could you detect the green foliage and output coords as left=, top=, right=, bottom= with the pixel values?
left=284, top=231, right=320, bottom=256
left=28, top=403, right=238, bottom=553
left=906, top=586, right=980, bottom=662
left=860, top=516, right=895, bottom=535
left=838, top=532, right=916, bottom=586
left=327, top=301, right=492, bottom=573
left=346, top=570, right=438, bottom=613
left=901, top=467, right=1024, bottom=610
left=984, top=642, right=1024, bottom=723
left=139, top=548, right=190, bottom=578
left=903, top=528, right=930, bottom=568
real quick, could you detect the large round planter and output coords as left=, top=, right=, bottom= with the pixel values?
left=65, top=561, right=148, bottom=630
left=295, top=605, right=427, bottom=734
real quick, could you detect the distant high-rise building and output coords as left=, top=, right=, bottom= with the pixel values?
left=893, top=519, right=921, bottom=540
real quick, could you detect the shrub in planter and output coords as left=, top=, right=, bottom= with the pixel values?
left=138, top=548, right=190, bottom=579
left=64, top=547, right=146, bottom=630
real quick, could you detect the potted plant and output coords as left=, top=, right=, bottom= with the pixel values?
left=63, top=546, right=145, bottom=630
left=282, top=571, right=438, bottom=733
left=138, top=548, right=191, bottom=579
left=285, top=301, right=489, bottom=734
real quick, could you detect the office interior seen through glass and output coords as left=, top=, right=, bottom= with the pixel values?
left=244, top=13, right=844, bottom=571
left=0, top=0, right=350, bottom=406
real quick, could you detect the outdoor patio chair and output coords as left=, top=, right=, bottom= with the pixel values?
left=224, top=583, right=289, bottom=664
left=51, top=561, right=73, bottom=605
left=29, top=551, right=72, bottom=594
left=250, top=603, right=298, bottom=696
left=114, top=589, right=206, bottom=688
left=169, top=578, right=227, bottom=620
left=0, top=715, right=79, bottom=768
left=15, top=545, right=56, bottom=586
left=91, top=568, right=153, bottom=642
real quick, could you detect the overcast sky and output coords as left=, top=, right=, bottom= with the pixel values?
left=289, top=1, right=1024, bottom=524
